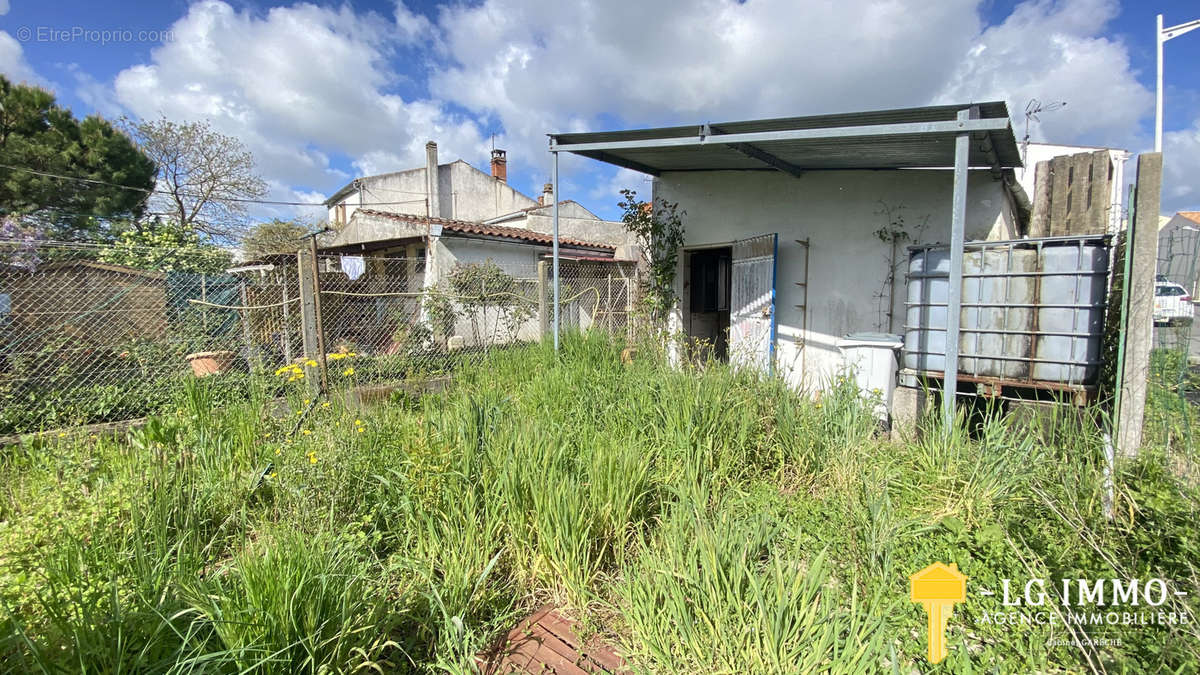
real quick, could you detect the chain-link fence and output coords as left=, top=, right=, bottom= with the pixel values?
left=0, top=239, right=639, bottom=435
left=1150, top=226, right=1200, bottom=477
left=315, top=253, right=636, bottom=386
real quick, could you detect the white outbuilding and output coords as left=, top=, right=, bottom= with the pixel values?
left=550, top=102, right=1026, bottom=418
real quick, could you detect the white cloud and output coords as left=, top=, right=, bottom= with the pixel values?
left=57, top=0, right=1197, bottom=219
left=427, top=0, right=1184, bottom=211
left=0, top=31, right=41, bottom=85
left=936, top=0, right=1152, bottom=148
left=111, top=1, right=486, bottom=205
left=1164, top=120, right=1200, bottom=213
left=430, top=0, right=983, bottom=170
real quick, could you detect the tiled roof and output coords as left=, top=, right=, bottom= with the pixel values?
left=354, top=209, right=615, bottom=250
left=1181, top=212, right=1200, bottom=226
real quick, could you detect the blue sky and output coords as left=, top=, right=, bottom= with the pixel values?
left=2, top=0, right=1199, bottom=224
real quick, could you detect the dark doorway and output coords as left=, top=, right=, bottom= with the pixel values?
left=686, top=247, right=732, bottom=361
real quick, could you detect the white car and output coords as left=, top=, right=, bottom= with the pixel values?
left=1154, top=280, right=1194, bottom=326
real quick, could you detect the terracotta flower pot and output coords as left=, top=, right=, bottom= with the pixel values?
left=186, top=350, right=235, bottom=377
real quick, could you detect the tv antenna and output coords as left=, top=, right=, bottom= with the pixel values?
left=1021, top=98, right=1067, bottom=165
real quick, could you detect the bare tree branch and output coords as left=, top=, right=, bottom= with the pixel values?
left=125, top=116, right=268, bottom=239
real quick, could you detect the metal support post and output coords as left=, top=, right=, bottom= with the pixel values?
left=552, top=149, right=561, bottom=351
left=943, top=106, right=977, bottom=430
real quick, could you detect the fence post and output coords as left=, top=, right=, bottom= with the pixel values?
left=280, top=278, right=292, bottom=363
left=606, top=274, right=613, bottom=334
left=200, top=273, right=208, bottom=333
left=538, top=260, right=549, bottom=340
left=297, top=248, right=328, bottom=394
left=481, top=276, right=489, bottom=353
left=1117, top=152, right=1162, bottom=458
left=238, top=279, right=260, bottom=371
left=626, top=273, right=636, bottom=341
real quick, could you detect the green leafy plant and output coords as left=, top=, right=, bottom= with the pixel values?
left=618, top=189, right=685, bottom=327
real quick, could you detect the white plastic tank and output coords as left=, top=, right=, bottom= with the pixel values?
left=837, top=332, right=904, bottom=423
left=904, top=235, right=1111, bottom=387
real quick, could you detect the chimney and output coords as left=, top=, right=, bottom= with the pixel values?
left=425, top=141, right=440, bottom=218
left=490, top=149, right=507, bottom=182
left=541, top=182, right=554, bottom=206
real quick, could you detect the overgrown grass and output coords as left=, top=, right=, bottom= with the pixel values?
left=1, top=332, right=1197, bottom=673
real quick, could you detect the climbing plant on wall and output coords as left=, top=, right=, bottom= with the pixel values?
left=618, top=189, right=685, bottom=328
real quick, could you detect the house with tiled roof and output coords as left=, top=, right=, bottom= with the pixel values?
left=1158, top=211, right=1200, bottom=296
left=321, top=140, right=635, bottom=264
left=319, top=141, right=637, bottom=348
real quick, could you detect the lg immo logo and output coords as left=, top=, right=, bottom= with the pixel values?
left=910, top=562, right=1194, bottom=665
left=909, top=562, right=966, bottom=664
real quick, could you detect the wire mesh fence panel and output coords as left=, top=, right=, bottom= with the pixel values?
left=0, top=240, right=288, bottom=434
left=1149, top=314, right=1199, bottom=478
left=554, top=260, right=638, bottom=337
left=313, top=253, right=639, bottom=386
left=0, top=238, right=641, bottom=434
left=1149, top=225, right=1200, bottom=477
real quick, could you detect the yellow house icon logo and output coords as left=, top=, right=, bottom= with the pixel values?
left=910, top=562, right=967, bottom=664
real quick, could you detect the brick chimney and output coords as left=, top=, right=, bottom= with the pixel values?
left=541, top=182, right=554, bottom=206
left=490, top=149, right=507, bottom=182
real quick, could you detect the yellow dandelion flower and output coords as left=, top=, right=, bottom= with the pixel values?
left=308, top=452, right=318, bottom=465
left=327, top=352, right=346, bottom=360
left=269, top=471, right=278, bottom=479
left=322, top=401, right=331, bottom=408
left=263, top=432, right=272, bottom=438
left=305, top=359, right=318, bottom=367
left=302, top=398, right=311, bottom=405
left=296, top=410, right=304, bottom=416
left=302, top=429, right=312, bottom=436
left=57, top=432, right=67, bottom=438
left=275, top=365, right=291, bottom=376
left=342, top=367, right=355, bottom=376
left=296, top=372, right=305, bottom=379
left=356, top=427, right=365, bottom=433
left=348, top=352, right=357, bottom=357
left=354, top=419, right=363, bottom=426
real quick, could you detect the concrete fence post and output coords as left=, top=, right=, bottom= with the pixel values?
left=297, top=249, right=327, bottom=394
left=537, top=260, right=549, bottom=340
left=1117, top=152, right=1163, bottom=458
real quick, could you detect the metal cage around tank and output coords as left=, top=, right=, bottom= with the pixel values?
left=902, top=234, right=1112, bottom=401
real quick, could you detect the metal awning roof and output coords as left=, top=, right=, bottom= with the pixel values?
left=549, top=102, right=1021, bottom=175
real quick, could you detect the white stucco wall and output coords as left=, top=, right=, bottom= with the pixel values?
left=521, top=202, right=636, bottom=249
left=444, top=162, right=539, bottom=222
left=426, top=237, right=543, bottom=345
left=655, top=169, right=1012, bottom=392
left=328, top=161, right=538, bottom=224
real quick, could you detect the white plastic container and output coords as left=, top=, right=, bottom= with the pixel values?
left=837, top=332, right=904, bottom=423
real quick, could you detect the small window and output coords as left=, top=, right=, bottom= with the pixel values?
left=336, top=204, right=346, bottom=225
left=415, top=247, right=427, bottom=273
left=1157, top=285, right=1187, bottom=297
